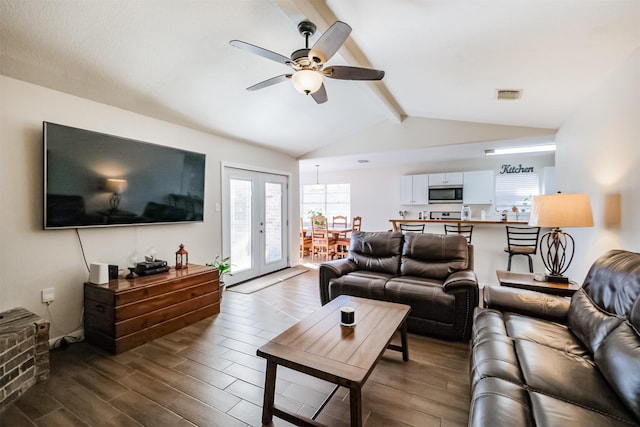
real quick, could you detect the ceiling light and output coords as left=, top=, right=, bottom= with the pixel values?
left=485, top=144, right=556, bottom=156
left=292, top=70, right=323, bottom=95
left=357, top=160, right=369, bottom=164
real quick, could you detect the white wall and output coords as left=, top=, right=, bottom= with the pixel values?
left=0, top=76, right=300, bottom=341
left=556, top=48, right=640, bottom=281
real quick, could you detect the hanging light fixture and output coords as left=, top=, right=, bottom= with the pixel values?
left=310, top=164, right=323, bottom=191
left=292, top=70, right=323, bottom=95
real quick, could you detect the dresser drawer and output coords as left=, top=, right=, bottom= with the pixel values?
left=115, top=271, right=219, bottom=306
left=115, top=291, right=219, bottom=337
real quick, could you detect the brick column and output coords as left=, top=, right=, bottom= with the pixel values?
left=0, top=307, right=50, bottom=413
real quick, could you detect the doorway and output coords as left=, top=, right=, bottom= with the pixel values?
left=222, top=167, right=289, bottom=285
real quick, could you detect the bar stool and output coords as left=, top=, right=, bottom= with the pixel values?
left=504, top=226, right=541, bottom=272
left=444, top=224, right=473, bottom=243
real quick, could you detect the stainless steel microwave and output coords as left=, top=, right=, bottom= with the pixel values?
left=428, top=186, right=463, bottom=204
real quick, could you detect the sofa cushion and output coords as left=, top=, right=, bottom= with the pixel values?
left=516, top=340, right=637, bottom=424
left=469, top=377, right=533, bottom=427
left=505, top=313, right=589, bottom=357
left=529, top=392, right=636, bottom=427
left=401, top=233, right=468, bottom=280
left=471, top=309, right=523, bottom=387
left=328, top=274, right=386, bottom=302
left=581, top=250, right=640, bottom=318
left=348, top=231, right=403, bottom=275
left=595, top=299, right=640, bottom=422
left=385, top=276, right=455, bottom=324
left=568, top=289, right=623, bottom=354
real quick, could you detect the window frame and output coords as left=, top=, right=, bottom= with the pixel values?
left=301, top=183, right=351, bottom=226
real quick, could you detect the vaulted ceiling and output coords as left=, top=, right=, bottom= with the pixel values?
left=1, top=1, right=638, bottom=170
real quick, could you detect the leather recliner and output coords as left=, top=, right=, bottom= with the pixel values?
left=470, top=249, right=640, bottom=426
left=319, top=231, right=479, bottom=341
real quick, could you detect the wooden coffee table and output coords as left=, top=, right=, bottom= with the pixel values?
left=496, top=269, right=581, bottom=297
left=257, top=295, right=411, bottom=427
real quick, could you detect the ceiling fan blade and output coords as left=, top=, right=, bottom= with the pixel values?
left=308, top=21, right=351, bottom=65
left=323, top=66, right=385, bottom=81
left=311, top=83, right=328, bottom=104
left=246, top=74, right=291, bottom=91
left=229, top=40, right=290, bottom=65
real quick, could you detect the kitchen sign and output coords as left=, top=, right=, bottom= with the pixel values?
left=500, top=164, right=534, bottom=174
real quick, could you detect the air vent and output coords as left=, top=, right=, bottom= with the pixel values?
left=496, top=89, right=522, bottom=100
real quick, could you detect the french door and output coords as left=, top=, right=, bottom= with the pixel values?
left=222, top=167, right=289, bottom=285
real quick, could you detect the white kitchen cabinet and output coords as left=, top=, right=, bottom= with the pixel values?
left=428, top=172, right=463, bottom=186
left=463, top=170, right=495, bottom=204
left=400, top=174, right=429, bottom=204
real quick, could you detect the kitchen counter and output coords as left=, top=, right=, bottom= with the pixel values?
left=389, top=219, right=529, bottom=231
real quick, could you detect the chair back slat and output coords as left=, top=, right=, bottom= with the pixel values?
left=352, top=216, right=362, bottom=231
left=399, top=223, right=425, bottom=233
left=505, top=226, right=540, bottom=252
left=444, top=224, right=474, bottom=243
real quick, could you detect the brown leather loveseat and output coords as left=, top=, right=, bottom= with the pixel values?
left=470, top=249, right=640, bottom=426
left=319, top=231, right=479, bottom=341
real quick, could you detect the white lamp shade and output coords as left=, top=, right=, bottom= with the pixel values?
left=105, top=178, right=128, bottom=194
left=292, top=70, right=323, bottom=94
left=529, top=193, right=594, bottom=228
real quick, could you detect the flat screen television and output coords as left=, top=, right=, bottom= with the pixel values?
left=44, top=122, right=206, bottom=229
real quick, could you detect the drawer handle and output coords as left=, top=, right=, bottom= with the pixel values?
left=95, top=304, right=105, bottom=312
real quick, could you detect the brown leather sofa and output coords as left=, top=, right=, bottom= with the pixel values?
left=470, top=249, right=640, bottom=426
left=319, top=231, right=479, bottom=341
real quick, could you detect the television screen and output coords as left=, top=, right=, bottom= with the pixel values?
left=44, top=122, right=206, bottom=229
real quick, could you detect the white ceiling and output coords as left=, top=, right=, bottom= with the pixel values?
left=1, top=0, right=638, bottom=170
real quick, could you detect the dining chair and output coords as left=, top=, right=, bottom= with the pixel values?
left=444, top=224, right=474, bottom=243
left=299, top=217, right=312, bottom=258
left=352, top=216, right=362, bottom=232
left=332, top=215, right=350, bottom=258
left=332, top=215, right=349, bottom=237
left=311, top=216, right=337, bottom=261
left=399, top=223, right=425, bottom=233
left=504, top=226, right=541, bottom=272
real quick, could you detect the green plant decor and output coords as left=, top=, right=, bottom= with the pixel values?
left=207, top=256, right=231, bottom=283
left=307, top=208, right=323, bottom=220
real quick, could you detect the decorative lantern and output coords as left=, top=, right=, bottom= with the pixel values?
left=175, top=244, right=188, bottom=269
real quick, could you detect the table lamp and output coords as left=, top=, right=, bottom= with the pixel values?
left=528, top=192, right=593, bottom=282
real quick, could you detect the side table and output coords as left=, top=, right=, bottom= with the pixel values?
left=496, top=270, right=580, bottom=297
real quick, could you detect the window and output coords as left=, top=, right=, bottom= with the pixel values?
left=495, top=173, right=539, bottom=213
left=301, top=184, right=350, bottom=225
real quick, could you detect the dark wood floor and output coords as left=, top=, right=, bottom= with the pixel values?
left=2, top=265, right=471, bottom=427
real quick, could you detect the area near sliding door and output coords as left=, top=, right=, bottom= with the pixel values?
left=222, top=166, right=289, bottom=285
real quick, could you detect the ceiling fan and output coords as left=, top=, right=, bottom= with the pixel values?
left=230, top=20, right=384, bottom=104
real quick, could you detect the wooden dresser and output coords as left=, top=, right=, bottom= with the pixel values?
left=84, top=264, right=219, bottom=354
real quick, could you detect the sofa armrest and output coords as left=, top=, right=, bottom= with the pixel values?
left=443, top=270, right=478, bottom=292
left=319, top=259, right=358, bottom=305
left=483, top=285, right=570, bottom=324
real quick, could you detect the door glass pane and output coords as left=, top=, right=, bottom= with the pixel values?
left=230, top=178, right=252, bottom=272
left=264, top=182, right=282, bottom=264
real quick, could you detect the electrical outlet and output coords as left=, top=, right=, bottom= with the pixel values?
left=41, top=288, right=55, bottom=303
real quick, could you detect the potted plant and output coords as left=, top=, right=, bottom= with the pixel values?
left=207, top=256, right=231, bottom=286
left=307, top=209, right=325, bottom=225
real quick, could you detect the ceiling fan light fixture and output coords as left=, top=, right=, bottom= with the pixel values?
left=292, top=70, right=323, bottom=95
